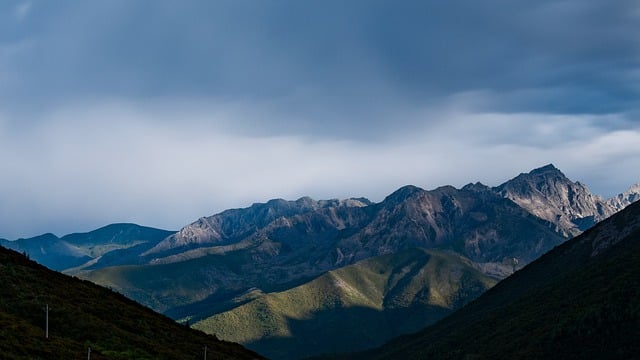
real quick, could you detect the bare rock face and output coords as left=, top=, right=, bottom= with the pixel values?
left=494, top=164, right=615, bottom=237
left=606, top=183, right=640, bottom=211
left=143, top=197, right=372, bottom=256
left=332, top=184, right=563, bottom=267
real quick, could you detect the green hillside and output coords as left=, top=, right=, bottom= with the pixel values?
left=78, top=248, right=258, bottom=312
left=194, top=248, right=497, bottom=359
left=349, top=201, right=640, bottom=359
left=0, top=246, right=262, bottom=360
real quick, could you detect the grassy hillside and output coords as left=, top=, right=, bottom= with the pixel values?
left=348, top=201, right=640, bottom=359
left=194, top=248, right=497, bottom=359
left=0, top=245, right=262, bottom=360
left=78, top=248, right=256, bottom=312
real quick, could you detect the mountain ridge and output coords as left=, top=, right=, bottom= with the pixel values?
left=4, top=164, right=639, bottom=359
left=345, top=200, right=640, bottom=359
left=494, top=163, right=617, bottom=236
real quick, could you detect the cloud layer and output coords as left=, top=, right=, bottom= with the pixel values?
left=0, top=1, right=639, bottom=238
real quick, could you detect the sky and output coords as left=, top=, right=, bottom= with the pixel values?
left=1, top=0, right=640, bottom=238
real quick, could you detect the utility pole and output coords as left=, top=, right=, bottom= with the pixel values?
left=87, top=347, right=91, bottom=360
left=45, top=304, right=49, bottom=339
left=204, top=345, right=207, bottom=360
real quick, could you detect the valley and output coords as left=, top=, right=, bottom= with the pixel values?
left=2, top=164, right=638, bottom=359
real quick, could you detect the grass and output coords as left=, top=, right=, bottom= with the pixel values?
left=0, top=245, right=262, bottom=359
left=193, top=248, right=497, bottom=359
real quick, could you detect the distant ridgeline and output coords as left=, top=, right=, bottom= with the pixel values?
left=1, top=164, right=638, bottom=359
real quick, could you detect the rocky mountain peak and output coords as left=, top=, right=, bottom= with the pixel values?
left=498, top=164, right=571, bottom=196
left=606, top=183, right=640, bottom=211
left=528, top=163, right=565, bottom=177
left=495, top=165, right=614, bottom=236
left=461, top=182, right=491, bottom=193
left=383, top=185, right=425, bottom=204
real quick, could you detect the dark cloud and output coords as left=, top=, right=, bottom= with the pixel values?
left=2, top=1, right=639, bottom=134
left=1, top=0, right=639, bottom=237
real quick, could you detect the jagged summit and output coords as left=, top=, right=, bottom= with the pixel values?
left=528, top=163, right=565, bottom=176
left=495, top=164, right=614, bottom=236
left=607, top=183, right=640, bottom=211
left=143, top=165, right=638, bottom=258
left=462, top=182, right=491, bottom=193
left=383, top=185, right=425, bottom=203
left=144, top=195, right=373, bottom=256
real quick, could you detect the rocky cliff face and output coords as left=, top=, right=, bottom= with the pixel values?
left=495, top=164, right=616, bottom=236
left=143, top=197, right=372, bottom=257
left=333, top=184, right=564, bottom=270
left=606, top=183, right=640, bottom=211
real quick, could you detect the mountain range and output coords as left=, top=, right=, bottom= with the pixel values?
left=345, top=195, right=640, bottom=359
left=2, top=164, right=638, bottom=359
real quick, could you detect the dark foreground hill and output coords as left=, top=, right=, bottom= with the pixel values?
left=0, top=246, right=261, bottom=360
left=345, top=199, right=640, bottom=359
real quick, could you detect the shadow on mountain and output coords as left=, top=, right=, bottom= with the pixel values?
left=347, top=201, right=640, bottom=359
left=244, top=304, right=452, bottom=360
left=166, top=274, right=320, bottom=323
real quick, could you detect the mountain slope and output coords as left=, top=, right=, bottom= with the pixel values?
left=1, top=224, right=175, bottom=272
left=62, top=223, right=175, bottom=257
left=193, top=248, right=497, bottom=360
left=495, top=164, right=615, bottom=236
left=352, top=200, right=640, bottom=359
left=0, top=245, right=261, bottom=360
left=334, top=184, right=565, bottom=269
left=68, top=165, right=637, bottom=359
left=79, top=185, right=565, bottom=314
left=143, top=197, right=372, bottom=257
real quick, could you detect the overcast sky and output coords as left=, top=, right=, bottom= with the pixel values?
left=1, top=0, right=640, bottom=238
